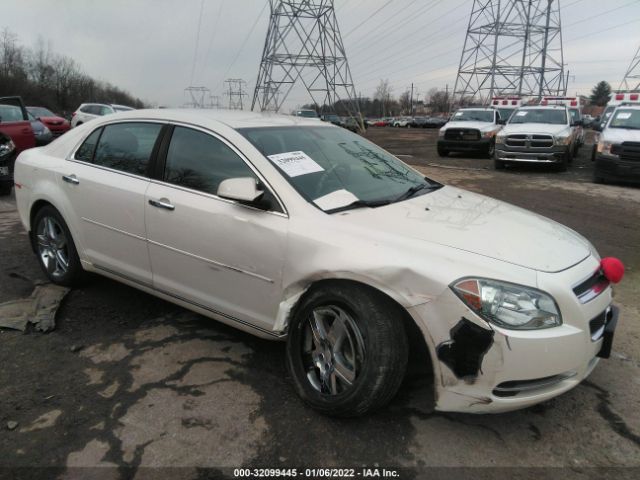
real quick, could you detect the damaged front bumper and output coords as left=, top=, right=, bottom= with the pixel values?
left=408, top=255, right=618, bottom=413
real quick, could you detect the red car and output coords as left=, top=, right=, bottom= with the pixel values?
left=27, top=106, right=71, bottom=138
left=0, top=96, right=35, bottom=154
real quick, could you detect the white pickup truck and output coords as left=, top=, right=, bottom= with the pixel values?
left=594, top=104, right=640, bottom=184
left=494, top=105, right=581, bottom=171
left=437, top=108, right=503, bottom=157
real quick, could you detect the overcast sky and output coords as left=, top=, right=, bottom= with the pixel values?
left=3, top=0, right=640, bottom=110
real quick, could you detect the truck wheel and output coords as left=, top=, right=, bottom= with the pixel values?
left=494, top=159, right=506, bottom=170
left=487, top=141, right=496, bottom=158
left=286, top=283, right=408, bottom=417
left=437, top=146, right=448, bottom=157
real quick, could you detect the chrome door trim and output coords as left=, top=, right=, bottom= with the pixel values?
left=93, top=264, right=284, bottom=338
left=147, top=239, right=275, bottom=284
left=81, top=217, right=147, bottom=241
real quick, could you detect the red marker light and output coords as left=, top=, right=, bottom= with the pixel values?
left=601, top=257, right=624, bottom=284
left=631, top=94, right=639, bottom=101
left=615, top=94, right=624, bottom=101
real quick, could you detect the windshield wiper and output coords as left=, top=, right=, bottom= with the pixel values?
left=394, top=182, right=443, bottom=203
left=325, top=198, right=392, bottom=214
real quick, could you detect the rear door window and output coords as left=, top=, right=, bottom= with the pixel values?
left=92, top=122, right=162, bottom=176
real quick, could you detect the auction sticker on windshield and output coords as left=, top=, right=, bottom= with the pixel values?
left=267, top=151, right=324, bottom=177
left=516, top=111, right=528, bottom=116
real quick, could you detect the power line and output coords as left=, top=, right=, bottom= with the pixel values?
left=197, top=0, right=226, bottom=82
left=345, top=0, right=423, bottom=48
left=189, top=0, right=206, bottom=86
left=214, top=1, right=268, bottom=94
left=343, top=0, right=395, bottom=38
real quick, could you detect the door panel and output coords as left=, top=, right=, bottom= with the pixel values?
left=62, top=162, right=152, bottom=284
left=146, top=184, right=287, bottom=331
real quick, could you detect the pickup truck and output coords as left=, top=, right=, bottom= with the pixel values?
left=494, top=105, right=581, bottom=171
left=0, top=96, right=35, bottom=196
left=594, top=104, right=640, bottom=185
left=437, top=108, right=503, bottom=157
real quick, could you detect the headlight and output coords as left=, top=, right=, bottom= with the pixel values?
left=495, top=134, right=506, bottom=144
left=438, top=129, right=445, bottom=137
left=451, top=278, right=562, bottom=330
left=482, top=130, right=497, bottom=138
left=37, top=126, right=51, bottom=137
left=597, top=141, right=618, bottom=157
left=553, top=135, right=571, bottom=146
left=0, top=139, right=16, bottom=156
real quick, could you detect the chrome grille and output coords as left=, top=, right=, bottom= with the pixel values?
left=505, top=134, right=553, bottom=148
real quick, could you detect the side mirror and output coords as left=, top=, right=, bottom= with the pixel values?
left=497, top=118, right=506, bottom=125
left=217, top=177, right=263, bottom=203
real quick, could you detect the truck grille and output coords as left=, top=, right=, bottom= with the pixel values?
left=444, top=128, right=480, bottom=141
left=505, top=134, right=553, bottom=148
left=611, top=142, right=640, bottom=161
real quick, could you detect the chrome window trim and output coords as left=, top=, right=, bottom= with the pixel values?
left=65, top=118, right=288, bottom=218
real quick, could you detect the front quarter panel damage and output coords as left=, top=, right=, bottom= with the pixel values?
left=437, top=318, right=495, bottom=381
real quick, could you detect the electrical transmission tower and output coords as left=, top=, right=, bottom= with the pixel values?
left=452, top=0, right=566, bottom=107
left=184, top=86, right=211, bottom=108
left=620, top=46, right=640, bottom=91
left=251, top=0, right=362, bottom=124
left=224, top=79, right=248, bottom=110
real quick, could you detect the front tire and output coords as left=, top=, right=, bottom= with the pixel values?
left=286, top=283, right=408, bottom=417
left=32, top=206, right=85, bottom=287
left=437, top=146, right=448, bottom=157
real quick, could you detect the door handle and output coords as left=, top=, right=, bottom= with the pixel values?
left=62, top=174, right=79, bottom=185
left=148, top=198, right=175, bottom=211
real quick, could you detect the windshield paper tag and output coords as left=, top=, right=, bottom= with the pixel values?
left=515, top=111, right=528, bottom=116
left=454, top=112, right=463, bottom=116
left=616, top=112, right=632, bottom=120
left=267, top=151, right=324, bottom=177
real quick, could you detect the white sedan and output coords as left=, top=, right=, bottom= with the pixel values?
left=14, top=109, right=621, bottom=416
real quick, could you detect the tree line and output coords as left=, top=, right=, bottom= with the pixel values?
left=0, top=27, right=146, bottom=117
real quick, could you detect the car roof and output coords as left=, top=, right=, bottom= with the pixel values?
left=460, top=107, right=494, bottom=111
left=520, top=105, right=567, bottom=110
left=94, top=108, right=329, bottom=129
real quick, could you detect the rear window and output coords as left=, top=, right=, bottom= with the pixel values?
left=92, top=122, right=162, bottom=176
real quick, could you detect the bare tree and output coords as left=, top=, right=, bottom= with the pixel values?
left=374, top=79, right=393, bottom=117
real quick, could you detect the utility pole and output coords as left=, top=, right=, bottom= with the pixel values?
left=452, top=0, right=565, bottom=107
left=410, top=83, right=414, bottom=116
left=252, top=0, right=363, bottom=129
left=183, top=86, right=211, bottom=108
left=620, top=45, right=640, bottom=91
left=224, top=79, right=247, bottom=110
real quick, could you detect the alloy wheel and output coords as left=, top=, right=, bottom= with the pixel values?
left=303, top=305, right=365, bottom=395
left=36, top=216, right=69, bottom=278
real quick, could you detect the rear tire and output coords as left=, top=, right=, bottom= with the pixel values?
left=32, top=206, right=85, bottom=287
left=437, top=146, right=448, bottom=157
left=286, top=283, right=408, bottom=417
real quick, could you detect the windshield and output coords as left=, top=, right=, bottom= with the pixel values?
left=609, top=109, right=640, bottom=130
left=509, top=108, right=567, bottom=125
left=496, top=108, right=515, bottom=121
left=239, top=126, right=440, bottom=212
left=27, top=107, right=55, bottom=117
left=296, top=110, right=318, bottom=118
left=451, top=110, right=494, bottom=122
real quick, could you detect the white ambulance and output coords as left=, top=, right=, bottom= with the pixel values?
left=541, top=96, right=584, bottom=147
left=490, top=96, right=524, bottom=122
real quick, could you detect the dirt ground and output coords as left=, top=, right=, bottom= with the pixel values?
left=1, top=128, right=639, bottom=480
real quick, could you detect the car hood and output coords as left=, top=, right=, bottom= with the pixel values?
left=502, top=123, right=570, bottom=135
left=442, top=120, right=496, bottom=131
left=40, top=116, right=67, bottom=126
left=343, top=186, right=590, bottom=273
left=602, top=127, right=640, bottom=143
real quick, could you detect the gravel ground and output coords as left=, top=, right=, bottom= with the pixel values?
left=0, top=128, right=639, bottom=480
